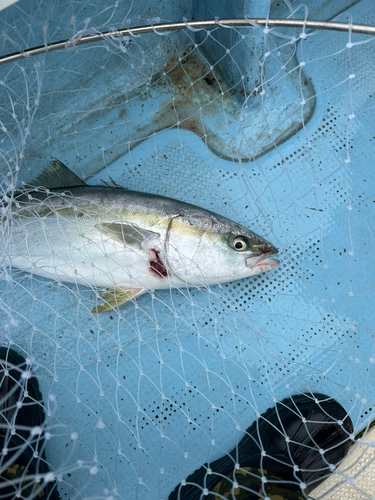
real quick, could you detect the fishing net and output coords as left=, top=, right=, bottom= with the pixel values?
left=0, top=0, right=374, bottom=498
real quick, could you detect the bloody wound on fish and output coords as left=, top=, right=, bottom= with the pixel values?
left=149, top=249, right=168, bottom=277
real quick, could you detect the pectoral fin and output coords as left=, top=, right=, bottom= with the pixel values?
left=98, top=223, right=159, bottom=250
left=92, top=287, right=145, bottom=314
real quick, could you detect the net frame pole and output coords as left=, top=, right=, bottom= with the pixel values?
left=0, top=18, right=374, bottom=66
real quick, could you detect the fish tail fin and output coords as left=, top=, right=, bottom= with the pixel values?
left=91, top=287, right=144, bottom=314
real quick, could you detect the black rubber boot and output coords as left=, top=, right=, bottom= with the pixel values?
left=169, top=393, right=354, bottom=499
left=0, top=346, right=60, bottom=499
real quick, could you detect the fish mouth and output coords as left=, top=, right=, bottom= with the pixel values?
left=245, top=247, right=280, bottom=273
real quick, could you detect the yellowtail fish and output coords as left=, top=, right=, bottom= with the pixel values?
left=7, top=159, right=280, bottom=313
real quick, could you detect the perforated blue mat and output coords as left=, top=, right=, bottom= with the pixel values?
left=0, top=0, right=374, bottom=498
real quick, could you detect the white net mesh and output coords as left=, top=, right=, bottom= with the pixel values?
left=0, top=0, right=374, bottom=499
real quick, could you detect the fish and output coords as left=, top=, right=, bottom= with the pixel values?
left=5, top=159, right=280, bottom=313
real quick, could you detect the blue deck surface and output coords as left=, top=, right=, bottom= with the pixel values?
left=0, top=0, right=374, bottom=498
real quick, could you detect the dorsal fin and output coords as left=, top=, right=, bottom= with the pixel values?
left=29, top=158, right=86, bottom=189
left=100, top=177, right=123, bottom=189
left=108, top=176, right=123, bottom=189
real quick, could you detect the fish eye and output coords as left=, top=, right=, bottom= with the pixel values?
left=230, top=236, right=249, bottom=252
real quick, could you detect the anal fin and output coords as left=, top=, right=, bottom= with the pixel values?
left=91, top=287, right=145, bottom=314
